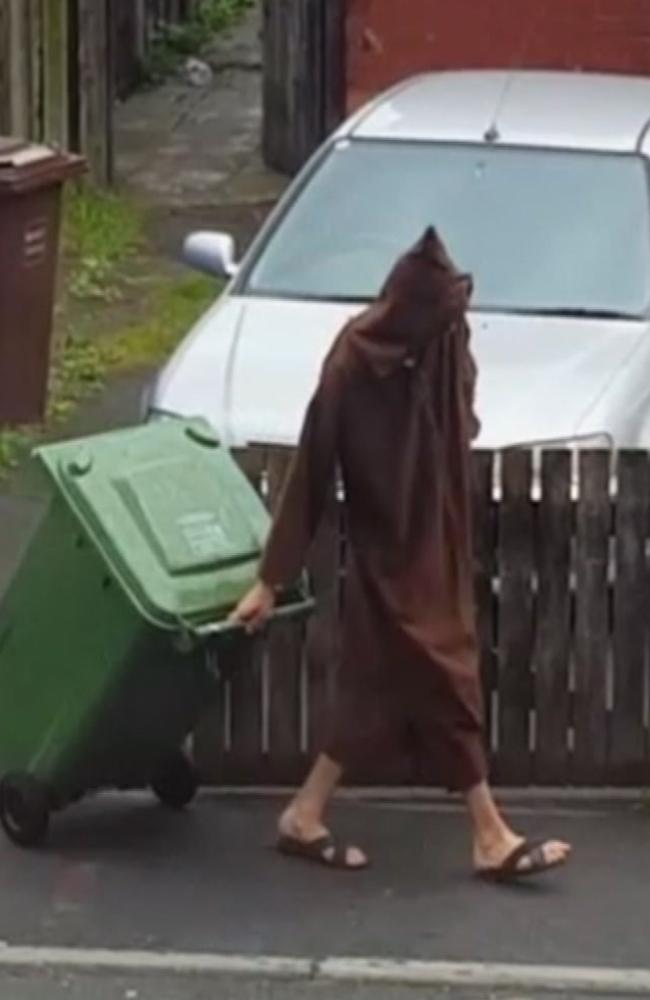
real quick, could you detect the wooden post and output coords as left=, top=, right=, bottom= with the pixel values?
left=42, top=0, right=69, bottom=147
left=0, top=0, right=11, bottom=134
left=6, top=0, right=32, bottom=137
left=263, top=0, right=346, bottom=174
left=0, top=0, right=40, bottom=139
left=322, top=0, right=346, bottom=136
left=134, top=0, right=147, bottom=60
left=76, top=0, right=113, bottom=182
left=111, top=0, right=138, bottom=100
left=28, top=0, right=42, bottom=139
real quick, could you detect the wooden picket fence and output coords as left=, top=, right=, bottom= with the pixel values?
left=194, top=447, right=650, bottom=788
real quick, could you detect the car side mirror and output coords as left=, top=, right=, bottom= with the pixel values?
left=182, top=231, right=238, bottom=279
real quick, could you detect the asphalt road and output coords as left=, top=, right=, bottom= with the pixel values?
left=0, top=794, right=647, bottom=970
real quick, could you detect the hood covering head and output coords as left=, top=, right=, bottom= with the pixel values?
left=350, top=227, right=473, bottom=375
left=381, top=226, right=472, bottom=310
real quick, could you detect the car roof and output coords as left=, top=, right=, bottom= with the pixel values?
left=346, top=71, right=650, bottom=153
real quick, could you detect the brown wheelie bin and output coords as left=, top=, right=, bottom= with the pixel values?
left=0, top=138, right=85, bottom=424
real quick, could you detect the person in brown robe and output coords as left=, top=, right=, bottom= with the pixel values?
left=232, top=228, right=571, bottom=881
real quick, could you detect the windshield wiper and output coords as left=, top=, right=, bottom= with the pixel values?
left=506, top=306, right=639, bottom=320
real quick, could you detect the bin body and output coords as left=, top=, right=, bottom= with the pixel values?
left=0, top=419, right=270, bottom=806
left=0, top=138, right=85, bottom=424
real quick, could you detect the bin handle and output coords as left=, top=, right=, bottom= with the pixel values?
left=187, top=595, right=316, bottom=639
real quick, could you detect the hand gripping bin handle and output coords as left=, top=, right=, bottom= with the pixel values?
left=188, top=593, right=316, bottom=640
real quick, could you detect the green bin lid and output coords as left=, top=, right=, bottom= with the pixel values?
left=36, top=420, right=270, bottom=628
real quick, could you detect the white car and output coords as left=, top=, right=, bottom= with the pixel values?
left=150, top=70, right=650, bottom=453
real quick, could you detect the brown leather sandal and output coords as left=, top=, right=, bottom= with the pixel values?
left=476, top=840, right=567, bottom=883
left=277, top=833, right=369, bottom=870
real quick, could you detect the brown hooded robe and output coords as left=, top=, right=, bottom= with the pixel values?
left=259, top=228, right=487, bottom=791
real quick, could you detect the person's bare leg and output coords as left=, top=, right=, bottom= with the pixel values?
left=280, top=753, right=341, bottom=835
left=466, top=781, right=571, bottom=873
left=278, top=754, right=367, bottom=867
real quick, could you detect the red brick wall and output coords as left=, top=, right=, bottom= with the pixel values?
left=346, top=0, right=650, bottom=111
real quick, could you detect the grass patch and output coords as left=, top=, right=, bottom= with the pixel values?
left=48, top=274, right=217, bottom=422
left=0, top=184, right=219, bottom=479
left=0, top=275, right=217, bottom=478
left=0, top=429, right=33, bottom=476
left=63, top=185, right=142, bottom=301
left=142, top=0, right=255, bottom=83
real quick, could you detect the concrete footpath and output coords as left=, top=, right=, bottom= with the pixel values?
left=115, top=3, right=285, bottom=260
left=0, top=794, right=648, bottom=997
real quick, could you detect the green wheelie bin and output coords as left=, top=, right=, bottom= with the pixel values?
left=0, top=419, right=310, bottom=847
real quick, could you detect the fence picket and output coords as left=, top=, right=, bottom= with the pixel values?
left=305, top=488, right=342, bottom=768
left=610, top=451, right=649, bottom=784
left=534, top=451, right=571, bottom=783
left=496, top=450, right=534, bottom=784
left=573, top=451, right=610, bottom=783
left=266, top=450, right=305, bottom=782
left=472, top=451, right=496, bottom=768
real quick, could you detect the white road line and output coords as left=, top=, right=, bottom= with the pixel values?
left=0, top=946, right=312, bottom=979
left=0, top=946, right=648, bottom=994
left=320, top=957, right=650, bottom=994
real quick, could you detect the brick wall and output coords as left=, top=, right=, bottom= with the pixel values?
left=346, top=0, right=650, bottom=110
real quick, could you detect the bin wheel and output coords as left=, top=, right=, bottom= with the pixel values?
left=0, top=774, right=50, bottom=848
left=151, top=752, right=198, bottom=810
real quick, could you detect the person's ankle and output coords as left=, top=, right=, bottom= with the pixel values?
left=280, top=801, right=324, bottom=834
left=474, top=822, right=517, bottom=851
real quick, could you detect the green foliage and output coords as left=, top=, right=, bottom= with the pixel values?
left=142, top=0, right=255, bottom=83
left=194, top=0, right=255, bottom=33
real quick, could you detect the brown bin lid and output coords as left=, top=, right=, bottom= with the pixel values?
left=0, top=137, right=86, bottom=197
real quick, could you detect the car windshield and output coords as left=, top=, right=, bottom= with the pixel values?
left=244, top=141, right=650, bottom=317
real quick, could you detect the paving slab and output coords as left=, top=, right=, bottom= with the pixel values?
left=114, top=8, right=286, bottom=211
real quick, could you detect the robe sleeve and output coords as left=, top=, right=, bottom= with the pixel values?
left=462, top=320, right=481, bottom=441
left=258, top=361, right=344, bottom=589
